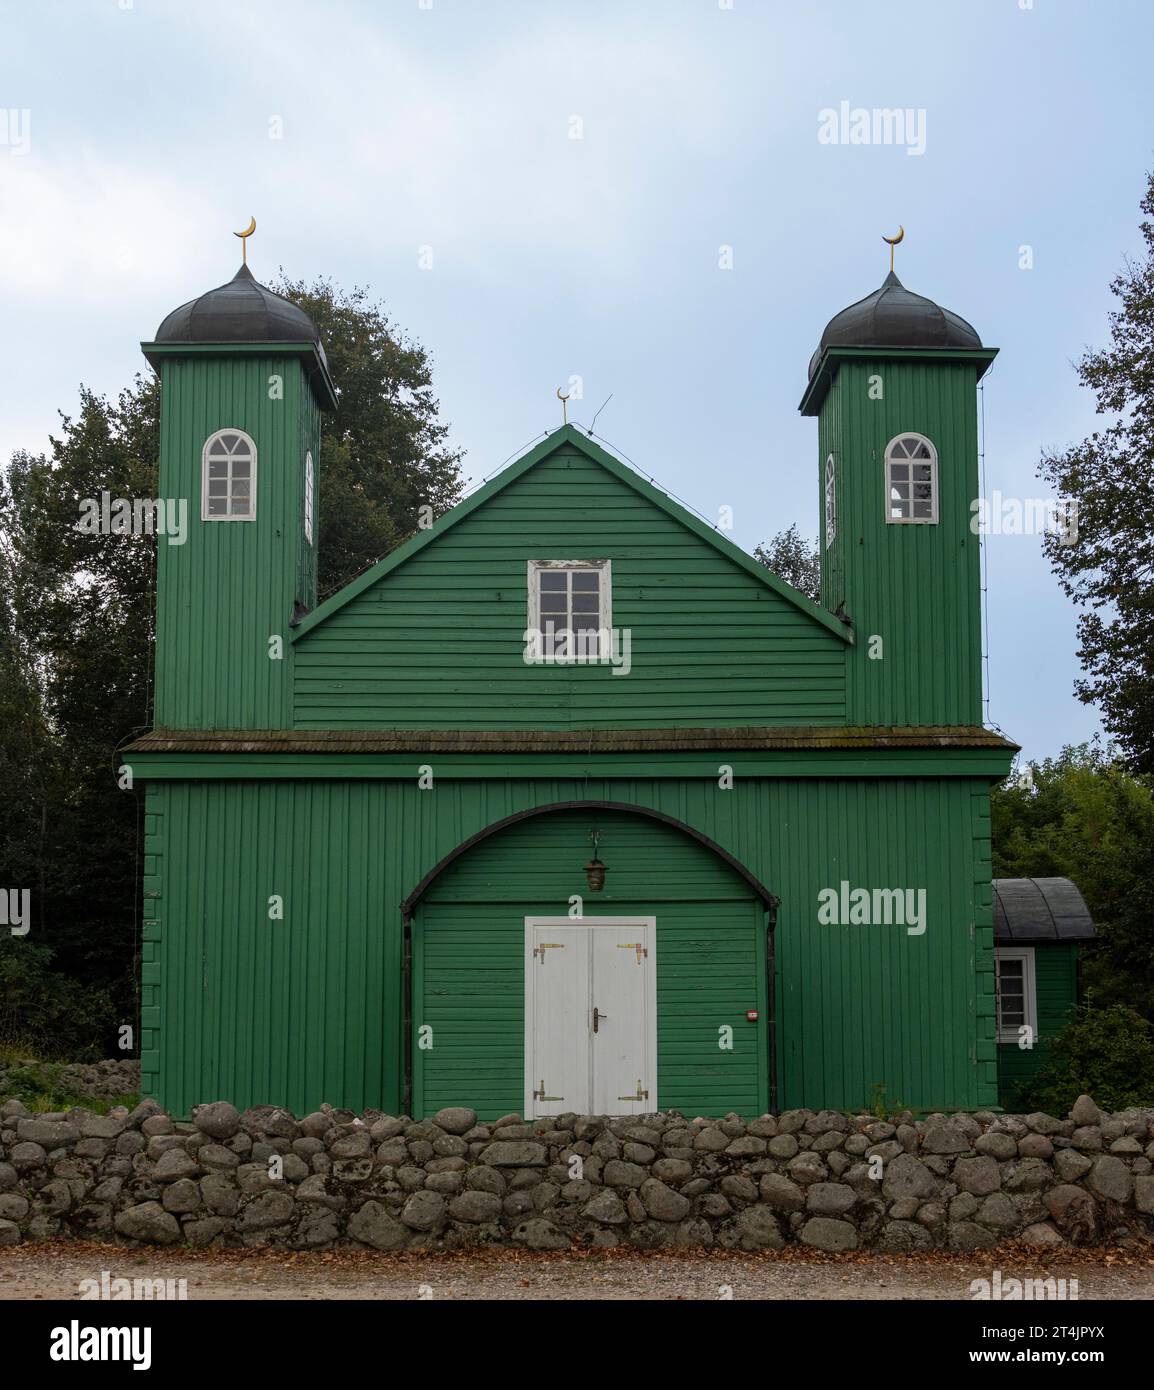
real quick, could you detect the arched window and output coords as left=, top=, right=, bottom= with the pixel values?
left=304, top=451, right=315, bottom=545
left=201, top=429, right=257, bottom=521
left=885, top=433, right=937, bottom=523
left=824, top=453, right=836, bottom=547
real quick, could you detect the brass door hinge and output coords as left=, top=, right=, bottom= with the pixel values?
left=534, top=1079, right=564, bottom=1102
left=617, top=1080, right=649, bottom=1102
left=533, top=942, right=566, bottom=963
left=617, top=942, right=647, bottom=965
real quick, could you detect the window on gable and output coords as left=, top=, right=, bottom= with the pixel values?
left=527, top=560, right=611, bottom=661
left=202, top=429, right=257, bottom=521
left=994, top=947, right=1037, bottom=1044
left=304, top=451, right=315, bottom=545
left=885, top=433, right=937, bottom=524
left=824, top=453, right=837, bottom=547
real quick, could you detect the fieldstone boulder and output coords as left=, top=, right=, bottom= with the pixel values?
left=479, top=1141, right=547, bottom=1168
left=433, top=1107, right=476, bottom=1136
left=734, top=1205, right=785, bottom=1249
left=192, top=1101, right=241, bottom=1140
left=114, top=1201, right=180, bottom=1244
left=401, top=1190, right=447, bottom=1232
left=448, top=1190, right=502, bottom=1224
left=640, top=1178, right=690, bottom=1222
left=800, top=1217, right=857, bottom=1251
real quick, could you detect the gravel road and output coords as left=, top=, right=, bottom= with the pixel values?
left=3, top=1244, right=1152, bottom=1300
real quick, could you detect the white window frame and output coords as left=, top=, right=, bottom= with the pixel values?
left=884, top=431, right=938, bottom=525
left=304, top=450, right=315, bottom=545
left=994, top=946, right=1037, bottom=1044
left=824, top=453, right=837, bottom=547
left=526, top=559, right=612, bottom=661
left=201, top=428, right=258, bottom=522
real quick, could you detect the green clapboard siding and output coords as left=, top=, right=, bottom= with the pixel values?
left=414, top=810, right=766, bottom=1120
left=818, top=358, right=984, bottom=726
left=292, top=444, right=847, bottom=729
left=997, top=943, right=1079, bottom=1110
left=141, top=770, right=997, bottom=1119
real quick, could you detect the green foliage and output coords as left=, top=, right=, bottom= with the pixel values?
left=1022, top=1003, right=1154, bottom=1114
left=0, top=277, right=463, bottom=1054
left=271, top=275, right=464, bottom=600
left=992, top=742, right=1154, bottom=1021
left=1038, top=170, right=1154, bottom=773
left=0, top=938, right=117, bottom=1059
left=0, top=1060, right=137, bottom=1114
left=754, top=523, right=820, bottom=602
left=865, top=1082, right=906, bottom=1120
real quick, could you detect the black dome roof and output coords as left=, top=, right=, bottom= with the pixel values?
left=155, top=264, right=325, bottom=362
left=808, top=270, right=982, bottom=379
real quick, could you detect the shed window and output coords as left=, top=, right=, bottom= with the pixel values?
left=527, top=560, right=612, bottom=660
left=885, top=433, right=937, bottom=523
left=304, top=451, right=315, bottom=545
left=995, top=947, right=1037, bottom=1043
left=824, top=453, right=836, bottom=547
left=202, top=429, right=257, bottom=521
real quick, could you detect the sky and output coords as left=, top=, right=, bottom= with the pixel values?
left=1, top=0, right=1150, bottom=763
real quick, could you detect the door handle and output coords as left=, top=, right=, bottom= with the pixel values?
left=593, top=1007, right=608, bottom=1033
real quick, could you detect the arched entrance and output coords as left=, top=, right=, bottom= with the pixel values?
left=403, top=803, right=776, bottom=1120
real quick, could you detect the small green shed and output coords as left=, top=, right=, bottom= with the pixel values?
left=993, top=877, right=1095, bottom=1109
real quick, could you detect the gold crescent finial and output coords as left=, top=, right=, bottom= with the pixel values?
left=556, top=386, right=570, bottom=426
left=234, top=216, right=257, bottom=266
left=882, top=225, right=905, bottom=273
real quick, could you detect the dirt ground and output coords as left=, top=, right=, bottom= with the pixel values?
left=3, top=1242, right=1153, bottom=1300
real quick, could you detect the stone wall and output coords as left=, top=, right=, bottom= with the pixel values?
left=2, top=1094, right=1152, bottom=1252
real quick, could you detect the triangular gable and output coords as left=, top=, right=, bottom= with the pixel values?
left=291, top=424, right=851, bottom=644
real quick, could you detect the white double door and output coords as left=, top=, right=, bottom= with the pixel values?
left=524, top=916, right=657, bottom=1118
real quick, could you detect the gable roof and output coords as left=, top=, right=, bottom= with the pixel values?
left=290, top=424, right=852, bottom=644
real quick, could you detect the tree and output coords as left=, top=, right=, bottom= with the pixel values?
left=0, top=278, right=463, bottom=1055
left=1039, top=170, right=1154, bottom=773
left=754, top=523, right=820, bottom=601
left=992, top=742, right=1154, bottom=1022
left=271, top=276, right=463, bottom=600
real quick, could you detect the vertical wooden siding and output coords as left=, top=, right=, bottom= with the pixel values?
left=997, top=943, right=1078, bottom=1109
left=154, top=356, right=312, bottom=730
left=292, top=446, right=847, bottom=729
left=414, top=810, right=765, bottom=1121
left=142, top=774, right=996, bottom=1118
left=818, top=359, right=984, bottom=726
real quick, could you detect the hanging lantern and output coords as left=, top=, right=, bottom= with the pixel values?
left=584, top=828, right=608, bottom=892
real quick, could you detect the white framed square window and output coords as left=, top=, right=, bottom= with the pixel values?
left=527, top=560, right=612, bottom=661
left=995, top=947, right=1037, bottom=1044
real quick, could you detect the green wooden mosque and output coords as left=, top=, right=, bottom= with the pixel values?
left=124, top=234, right=1058, bottom=1121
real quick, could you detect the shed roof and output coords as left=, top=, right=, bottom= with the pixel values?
left=992, top=877, right=1095, bottom=943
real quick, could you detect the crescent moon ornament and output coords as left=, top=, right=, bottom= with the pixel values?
left=556, top=386, right=570, bottom=425
left=883, top=225, right=904, bottom=272
left=234, top=216, right=257, bottom=265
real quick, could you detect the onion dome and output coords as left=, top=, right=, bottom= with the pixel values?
left=807, top=270, right=982, bottom=382
left=154, top=263, right=325, bottom=362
